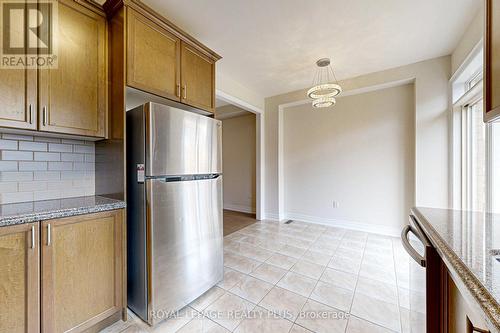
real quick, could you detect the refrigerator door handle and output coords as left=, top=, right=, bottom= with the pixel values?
left=401, top=224, right=426, bottom=267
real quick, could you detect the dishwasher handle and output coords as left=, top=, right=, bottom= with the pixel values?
left=401, top=224, right=426, bottom=267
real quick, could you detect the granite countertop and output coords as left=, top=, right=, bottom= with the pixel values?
left=0, top=195, right=126, bottom=227
left=412, top=207, right=500, bottom=332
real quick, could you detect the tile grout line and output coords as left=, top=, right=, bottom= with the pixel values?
left=344, top=233, right=367, bottom=333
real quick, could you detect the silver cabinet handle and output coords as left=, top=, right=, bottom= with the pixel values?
left=28, top=104, right=33, bottom=124
left=401, top=224, right=426, bottom=267
left=176, top=84, right=181, bottom=97
left=47, top=223, right=51, bottom=246
left=183, top=85, right=187, bottom=99
left=31, top=225, right=35, bottom=249
left=42, top=106, right=47, bottom=126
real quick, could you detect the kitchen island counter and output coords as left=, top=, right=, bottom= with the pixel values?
left=413, top=207, right=500, bottom=333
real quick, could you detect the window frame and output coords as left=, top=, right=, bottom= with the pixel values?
left=451, top=77, right=495, bottom=212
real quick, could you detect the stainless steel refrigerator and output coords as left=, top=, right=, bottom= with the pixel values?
left=126, top=101, right=223, bottom=325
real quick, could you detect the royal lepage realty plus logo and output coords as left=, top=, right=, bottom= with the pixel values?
left=0, top=0, right=58, bottom=68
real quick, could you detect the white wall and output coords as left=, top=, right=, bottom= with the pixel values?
left=283, top=84, right=415, bottom=235
left=451, top=3, right=484, bottom=76
left=221, top=113, right=256, bottom=213
left=217, top=73, right=265, bottom=111
left=265, top=56, right=451, bottom=220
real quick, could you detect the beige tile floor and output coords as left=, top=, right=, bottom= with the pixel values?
left=102, top=220, right=411, bottom=333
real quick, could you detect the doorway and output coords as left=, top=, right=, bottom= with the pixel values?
left=215, top=99, right=259, bottom=235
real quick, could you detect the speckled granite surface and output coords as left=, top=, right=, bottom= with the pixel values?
left=0, top=195, right=126, bottom=227
left=412, top=207, right=500, bottom=333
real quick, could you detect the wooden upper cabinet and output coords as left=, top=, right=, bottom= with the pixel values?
left=41, top=210, right=124, bottom=333
left=126, top=8, right=181, bottom=101
left=114, top=0, right=220, bottom=113
left=485, top=0, right=500, bottom=122
left=0, top=0, right=35, bottom=130
left=181, top=42, right=215, bottom=112
left=0, top=223, right=39, bottom=333
left=0, top=66, right=37, bottom=130
left=38, top=0, right=107, bottom=137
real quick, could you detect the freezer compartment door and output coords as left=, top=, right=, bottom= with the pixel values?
left=146, top=102, right=222, bottom=176
left=146, top=177, right=223, bottom=324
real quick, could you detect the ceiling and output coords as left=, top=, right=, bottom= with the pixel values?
left=143, top=0, right=480, bottom=98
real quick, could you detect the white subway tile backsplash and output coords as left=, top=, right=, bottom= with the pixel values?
left=61, top=153, right=84, bottom=162
left=34, top=171, right=61, bottom=181
left=2, top=133, right=33, bottom=141
left=74, top=144, right=94, bottom=153
left=0, top=161, right=18, bottom=171
left=34, top=136, right=61, bottom=143
left=0, top=133, right=95, bottom=204
left=48, top=161, right=73, bottom=171
left=19, top=161, right=48, bottom=171
left=63, top=187, right=93, bottom=198
left=34, top=152, right=60, bottom=161
left=19, top=141, right=47, bottom=151
left=33, top=189, right=62, bottom=201
left=47, top=180, right=73, bottom=190
left=18, top=181, right=47, bottom=192
left=60, top=170, right=85, bottom=180
left=1, top=151, right=33, bottom=161
left=49, top=143, right=73, bottom=153
left=85, top=154, right=95, bottom=163
left=74, top=162, right=94, bottom=171
left=61, top=139, right=85, bottom=145
left=0, top=182, right=18, bottom=192
left=0, top=139, right=18, bottom=150
left=0, top=192, right=34, bottom=204
left=0, top=171, right=33, bottom=182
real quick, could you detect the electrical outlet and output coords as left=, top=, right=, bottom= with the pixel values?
left=332, top=201, right=339, bottom=208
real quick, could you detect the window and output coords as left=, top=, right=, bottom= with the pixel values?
left=466, top=70, right=483, bottom=92
left=491, top=123, right=500, bottom=213
left=460, top=98, right=486, bottom=211
left=452, top=48, right=500, bottom=213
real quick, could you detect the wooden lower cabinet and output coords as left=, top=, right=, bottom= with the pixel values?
left=0, top=223, right=39, bottom=333
left=40, top=209, right=125, bottom=333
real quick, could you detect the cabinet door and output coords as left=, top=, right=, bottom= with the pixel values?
left=180, top=42, right=215, bottom=113
left=0, top=223, right=39, bottom=333
left=126, top=8, right=181, bottom=101
left=38, top=0, right=107, bottom=138
left=41, top=210, right=124, bottom=333
left=0, top=68, right=37, bottom=130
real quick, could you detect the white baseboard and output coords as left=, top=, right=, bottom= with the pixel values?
left=223, top=203, right=255, bottom=214
left=263, top=212, right=280, bottom=221
left=284, top=212, right=401, bottom=237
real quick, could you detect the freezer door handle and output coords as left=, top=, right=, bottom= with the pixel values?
left=401, top=224, right=426, bottom=267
